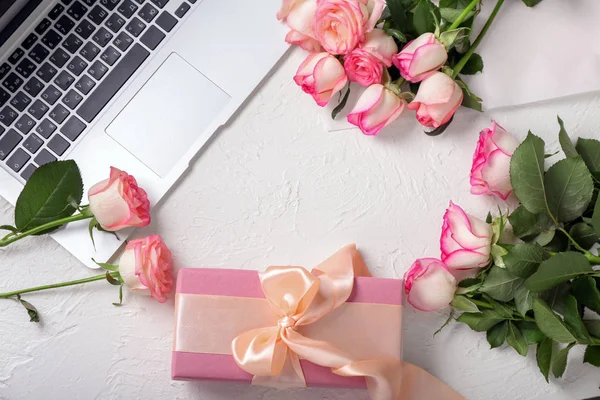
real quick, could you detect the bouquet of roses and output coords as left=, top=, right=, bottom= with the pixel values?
left=278, top=0, right=544, bottom=136
left=405, top=118, right=600, bottom=380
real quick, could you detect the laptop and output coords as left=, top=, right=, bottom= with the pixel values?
left=0, top=0, right=289, bottom=268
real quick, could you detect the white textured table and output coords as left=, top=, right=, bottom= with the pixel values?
left=1, top=48, right=600, bottom=400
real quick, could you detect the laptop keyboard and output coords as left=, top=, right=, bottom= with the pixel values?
left=0, top=0, right=192, bottom=181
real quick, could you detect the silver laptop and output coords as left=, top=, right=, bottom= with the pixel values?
left=0, top=0, right=289, bottom=268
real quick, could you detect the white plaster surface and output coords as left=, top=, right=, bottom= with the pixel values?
left=1, top=48, right=600, bottom=400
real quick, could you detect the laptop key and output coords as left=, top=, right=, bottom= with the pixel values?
left=93, top=27, right=113, bottom=47
left=28, top=100, right=50, bottom=120
left=16, top=58, right=37, bottom=78
left=29, top=44, right=50, bottom=63
left=0, top=106, right=18, bottom=126
left=8, top=49, right=25, bottom=65
left=80, top=42, right=100, bottom=62
left=62, top=89, right=83, bottom=109
left=0, top=129, right=22, bottom=160
left=188, top=0, right=196, bottom=3
left=49, top=47, right=71, bottom=68
left=41, top=85, right=62, bottom=105
left=150, top=0, right=169, bottom=9
left=23, top=134, right=44, bottom=153
left=113, top=32, right=133, bottom=51
left=0, top=63, right=10, bottom=80
left=174, top=2, right=190, bottom=18
left=100, top=46, right=120, bottom=66
left=20, top=164, right=37, bottom=180
left=21, top=33, right=39, bottom=51
left=78, top=44, right=149, bottom=123
left=82, top=0, right=97, bottom=5
left=23, top=77, right=44, bottom=97
left=0, top=89, right=11, bottom=107
left=36, top=62, right=59, bottom=83
left=62, top=34, right=84, bottom=53
left=54, top=70, right=75, bottom=90
left=7, top=148, right=30, bottom=172
left=10, top=92, right=32, bottom=112
left=118, top=0, right=138, bottom=18
left=35, top=148, right=57, bottom=165
left=48, top=135, right=70, bottom=155
left=87, top=60, right=108, bottom=80
left=88, top=5, right=109, bottom=24
left=138, top=4, right=158, bottom=23
left=61, top=116, right=86, bottom=140
left=36, top=119, right=57, bottom=138
left=75, top=19, right=96, bottom=39
left=155, top=11, right=176, bottom=32
left=2, top=73, right=24, bottom=93
left=62, top=0, right=74, bottom=5
left=125, top=17, right=146, bottom=37
left=42, top=29, right=63, bottom=49
left=100, top=0, right=120, bottom=11
left=55, top=15, right=76, bottom=35
left=50, top=104, right=70, bottom=124
left=48, top=4, right=65, bottom=20
left=67, top=1, right=88, bottom=20
left=105, top=13, right=126, bottom=33
left=35, top=18, right=52, bottom=35
left=66, top=56, right=88, bottom=76
left=15, top=114, right=36, bottom=134
left=75, top=75, right=95, bottom=95
left=140, top=26, right=164, bottom=50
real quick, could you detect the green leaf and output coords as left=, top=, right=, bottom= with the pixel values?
left=490, top=244, right=508, bottom=268
left=451, top=295, right=479, bottom=312
left=514, top=282, right=534, bottom=316
left=455, top=79, right=482, bottom=111
left=519, top=321, right=546, bottom=344
left=455, top=278, right=483, bottom=294
left=14, top=160, right=83, bottom=233
left=544, top=229, right=569, bottom=252
left=332, top=86, right=350, bottom=120
left=482, top=294, right=514, bottom=319
left=386, top=28, right=407, bottom=42
left=545, top=157, right=594, bottom=222
left=563, top=295, right=591, bottom=343
left=507, top=321, right=529, bottom=356
left=585, top=320, right=600, bottom=338
left=459, top=53, right=483, bottom=75
left=510, top=133, right=548, bottom=216
left=541, top=283, right=570, bottom=315
left=88, top=217, right=98, bottom=250
left=576, top=137, right=600, bottom=180
left=434, top=308, right=455, bottom=336
left=533, top=297, right=576, bottom=343
left=113, top=284, right=124, bottom=307
left=413, top=0, right=440, bottom=35
left=572, top=277, right=600, bottom=314
left=439, top=7, right=474, bottom=23
left=387, top=0, right=410, bottom=29
left=537, top=337, right=553, bottom=382
left=584, top=345, right=600, bottom=367
left=504, top=243, right=545, bottom=279
left=526, top=252, right=592, bottom=292
left=457, top=310, right=504, bottom=332
left=522, top=0, right=544, bottom=6
left=438, top=27, right=470, bottom=50
left=557, top=117, right=578, bottom=158
left=439, top=0, right=472, bottom=7
left=92, top=258, right=119, bottom=272
left=105, top=271, right=121, bottom=286
left=0, top=224, right=18, bottom=233
left=16, top=294, right=39, bottom=323
left=508, top=206, right=554, bottom=240
left=569, top=223, right=598, bottom=250
left=591, top=194, right=600, bottom=237
left=480, top=267, right=521, bottom=301
left=552, top=342, right=575, bottom=378
left=487, top=321, right=508, bottom=349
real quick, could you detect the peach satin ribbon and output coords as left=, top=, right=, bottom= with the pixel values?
left=231, top=245, right=464, bottom=400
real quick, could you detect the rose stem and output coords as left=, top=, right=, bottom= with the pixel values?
left=0, top=272, right=119, bottom=298
left=447, top=0, right=480, bottom=31
left=452, top=0, right=505, bottom=78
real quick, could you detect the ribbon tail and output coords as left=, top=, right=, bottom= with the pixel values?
left=252, top=348, right=306, bottom=390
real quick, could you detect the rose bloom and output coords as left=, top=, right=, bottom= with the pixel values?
left=441, top=202, right=493, bottom=272
left=360, top=28, right=398, bottom=67
left=347, top=84, right=405, bottom=136
left=470, top=121, right=520, bottom=200
left=404, top=258, right=456, bottom=312
left=118, top=235, right=174, bottom=303
left=344, top=49, right=383, bottom=86
left=294, top=52, right=347, bottom=106
left=407, top=72, right=463, bottom=128
left=88, top=167, right=151, bottom=231
left=393, top=33, right=447, bottom=83
left=280, top=0, right=322, bottom=52
left=314, top=0, right=369, bottom=55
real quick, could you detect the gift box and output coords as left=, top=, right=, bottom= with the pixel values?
left=171, top=245, right=403, bottom=389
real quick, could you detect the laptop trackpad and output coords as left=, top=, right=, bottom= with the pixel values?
left=106, top=53, right=231, bottom=177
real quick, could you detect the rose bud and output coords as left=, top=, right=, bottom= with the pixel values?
left=441, top=202, right=493, bottom=272
left=282, top=0, right=322, bottom=52
left=88, top=167, right=151, bottom=231
left=347, top=84, right=405, bottom=136
left=118, top=235, right=174, bottom=303
left=314, top=0, right=369, bottom=55
left=294, top=52, right=348, bottom=106
left=404, top=258, right=457, bottom=312
left=344, top=48, right=383, bottom=86
left=393, top=33, right=448, bottom=83
left=470, top=121, right=519, bottom=200
left=407, top=72, right=463, bottom=128
left=360, top=28, right=398, bottom=67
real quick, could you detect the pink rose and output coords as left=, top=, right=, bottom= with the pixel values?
left=441, top=202, right=492, bottom=272
left=344, top=49, right=383, bottom=86
left=118, top=235, right=174, bottom=303
left=364, top=0, right=385, bottom=32
left=407, top=72, right=463, bottom=128
left=283, top=0, right=322, bottom=52
left=88, top=167, right=151, bottom=231
left=347, top=84, right=405, bottom=136
left=360, top=28, right=398, bottom=67
left=314, top=0, right=369, bottom=55
left=393, top=33, right=447, bottom=83
left=404, top=258, right=457, bottom=312
left=277, top=0, right=303, bottom=20
left=470, top=122, right=520, bottom=200
left=294, top=52, right=348, bottom=106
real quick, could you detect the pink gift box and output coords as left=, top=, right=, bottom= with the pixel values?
left=171, top=268, right=403, bottom=389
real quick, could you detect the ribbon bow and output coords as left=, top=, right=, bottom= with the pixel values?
left=231, top=245, right=464, bottom=400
